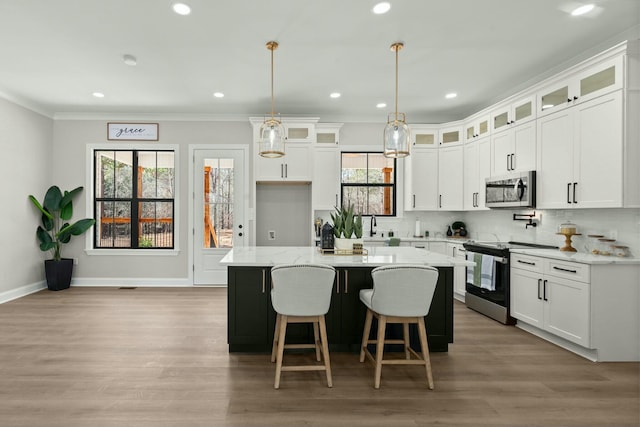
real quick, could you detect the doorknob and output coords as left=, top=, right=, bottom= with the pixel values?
left=238, top=232, right=243, bottom=237
left=238, top=224, right=243, bottom=229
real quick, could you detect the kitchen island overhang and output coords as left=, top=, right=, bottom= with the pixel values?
left=221, top=246, right=473, bottom=353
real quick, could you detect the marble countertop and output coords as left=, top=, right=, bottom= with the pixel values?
left=220, top=246, right=473, bottom=267
left=510, top=248, right=640, bottom=265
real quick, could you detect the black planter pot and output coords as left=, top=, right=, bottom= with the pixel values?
left=44, top=259, right=74, bottom=291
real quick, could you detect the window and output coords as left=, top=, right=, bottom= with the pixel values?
left=341, top=152, right=396, bottom=216
left=94, top=150, right=175, bottom=249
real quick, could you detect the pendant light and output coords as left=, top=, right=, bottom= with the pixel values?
left=258, top=41, right=286, bottom=158
left=383, top=42, right=411, bottom=158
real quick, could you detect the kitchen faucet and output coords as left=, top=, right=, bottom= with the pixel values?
left=370, top=215, right=377, bottom=237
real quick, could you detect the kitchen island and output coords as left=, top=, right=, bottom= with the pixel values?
left=220, top=246, right=472, bottom=353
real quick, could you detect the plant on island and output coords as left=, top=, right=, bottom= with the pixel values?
left=330, top=204, right=363, bottom=239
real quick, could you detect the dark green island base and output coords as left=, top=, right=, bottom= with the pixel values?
left=227, top=266, right=454, bottom=353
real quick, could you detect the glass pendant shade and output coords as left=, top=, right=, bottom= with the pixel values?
left=383, top=114, right=411, bottom=158
left=259, top=118, right=286, bottom=158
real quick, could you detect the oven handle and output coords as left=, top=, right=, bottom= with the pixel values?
left=465, top=250, right=508, bottom=265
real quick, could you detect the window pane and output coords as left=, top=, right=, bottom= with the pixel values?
left=139, top=201, right=174, bottom=248
left=367, top=153, right=395, bottom=184
left=368, top=186, right=394, bottom=215
left=341, top=153, right=367, bottom=183
left=96, top=201, right=131, bottom=247
left=342, top=186, right=368, bottom=214
left=138, top=151, right=175, bottom=198
left=114, top=151, right=133, bottom=198
left=205, top=158, right=234, bottom=249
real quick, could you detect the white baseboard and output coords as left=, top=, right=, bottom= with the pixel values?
left=515, top=322, right=598, bottom=362
left=0, top=281, right=47, bottom=304
left=71, top=277, right=194, bottom=287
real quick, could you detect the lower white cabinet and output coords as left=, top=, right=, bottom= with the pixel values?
left=510, top=253, right=640, bottom=361
left=447, top=243, right=467, bottom=301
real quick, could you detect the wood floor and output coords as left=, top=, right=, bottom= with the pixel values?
left=0, top=287, right=638, bottom=427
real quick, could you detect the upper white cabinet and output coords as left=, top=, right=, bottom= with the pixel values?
left=255, top=143, right=311, bottom=181
left=463, top=136, right=491, bottom=210
left=537, top=56, right=624, bottom=117
left=490, top=95, right=536, bottom=133
left=404, top=147, right=439, bottom=211
left=537, top=90, right=624, bottom=208
left=312, top=124, right=343, bottom=210
left=464, top=114, right=490, bottom=142
left=284, top=123, right=317, bottom=143
left=438, top=145, right=464, bottom=210
left=490, top=120, right=536, bottom=176
left=410, top=125, right=439, bottom=148
left=439, top=124, right=463, bottom=146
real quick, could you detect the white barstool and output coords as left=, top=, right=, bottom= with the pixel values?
left=270, top=263, right=336, bottom=389
left=359, top=264, right=439, bottom=389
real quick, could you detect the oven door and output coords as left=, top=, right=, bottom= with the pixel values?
left=465, top=251, right=508, bottom=306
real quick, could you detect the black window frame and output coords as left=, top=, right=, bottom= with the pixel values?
left=93, top=149, right=175, bottom=249
left=340, top=151, right=397, bottom=217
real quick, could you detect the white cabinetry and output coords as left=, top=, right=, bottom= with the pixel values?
left=464, top=114, right=490, bottom=142
left=463, top=136, right=490, bottom=210
left=537, top=55, right=623, bottom=117
left=255, top=143, right=311, bottom=181
left=439, top=124, right=463, bottom=146
left=511, top=253, right=640, bottom=361
left=438, top=146, right=463, bottom=210
left=410, top=125, right=439, bottom=147
left=490, top=120, right=536, bottom=176
left=511, top=254, right=589, bottom=347
left=447, top=242, right=467, bottom=301
left=284, top=123, right=316, bottom=142
left=404, top=148, right=438, bottom=211
left=490, top=95, right=536, bottom=133
left=312, top=147, right=340, bottom=209
left=536, top=90, right=623, bottom=208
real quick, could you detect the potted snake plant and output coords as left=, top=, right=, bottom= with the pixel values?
left=29, top=186, right=96, bottom=291
left=330, top=204, right=363, bottom=251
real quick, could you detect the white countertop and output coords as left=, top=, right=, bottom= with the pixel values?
left=220, top=246, right=473, bottom=267
left=510, top=248, right=640, bottom=265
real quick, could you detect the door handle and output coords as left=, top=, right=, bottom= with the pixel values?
left=238, top=232, right=243, bottom=237
left=439, top=194, right=442, bottom=208
left=506, top=154, right=510, bottom=171
left=344, top=270, right=349, bottom=294
left=567, top=183, right=572, bottom=204
left=280, top=164, right=284, bottom=178
left=336, top=271, right=340, bottom=293
left=261, top=269, right=266, bottom=294
left=573, top=182, right=577, bottom=204
left=537, top=279, right=542, bottom=300
left=285, top=163, right=288, bottom=178
left=511, top=153, right=515, bottom=171
left=543, top=279, right=548, bottom=301
left=413, top=194, right=416, bottom=208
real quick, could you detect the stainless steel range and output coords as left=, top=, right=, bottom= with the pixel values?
left=462, top=241, right=557, bottom=324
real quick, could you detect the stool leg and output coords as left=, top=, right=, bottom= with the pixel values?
left=417, top=316, right=434, bottom=390
left=271, top=313, right=281, bottom=363
left=274, top=315, right=288, bottom=389
left=313, top=320, right=321, bottom=362
left=403, top=322, right=410, bottom=360
left=318, top=315, right=332, bottom=388
left=374, top=314, right=387, bottom=389
left=360, top=308, right=373, bottom=363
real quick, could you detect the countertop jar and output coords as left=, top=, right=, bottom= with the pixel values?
left=597, top=238, right=616, bottom=256
left=586, top=234, right=604, bottom=254
left=559, top=222, right=577, bottom=234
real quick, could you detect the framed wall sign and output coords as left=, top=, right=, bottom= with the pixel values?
left=107, top=123, right=159, bottom=141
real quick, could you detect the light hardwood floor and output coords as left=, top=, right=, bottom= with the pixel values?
left=0, top=287, right=638, bottom=427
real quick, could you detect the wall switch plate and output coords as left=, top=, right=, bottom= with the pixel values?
left=268, top=230, right=276, bottom=240
left=73, top=258, right=78, bottom=265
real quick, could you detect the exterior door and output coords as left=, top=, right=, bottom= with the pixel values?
left=194, top=149, right=246, bottom=285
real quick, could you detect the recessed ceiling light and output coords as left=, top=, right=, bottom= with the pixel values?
left=213, top=92, right=224, bottom=98
left=376, top=102, right=387, bottom=108
left=123, top=54, right=137, bottom=66
left=92, top=92, right=105, bottom=98
left=571, top=4, right=594, bottom=16
left=445, top=92, right=457, bottom=99
left=330, top=92, right=341, bottom=98
left=172, top=3, right=191, bottom=15
left=373, top=2, right=391, bottom=14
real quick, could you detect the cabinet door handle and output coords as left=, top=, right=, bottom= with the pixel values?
left=517, top=259, right=536, bottom=266
left=537, top=279, right=542, bottom=300
left=262, top=269, right=266, bottom=293
left=344, top=270, right=349, bottom=294
left=573, top=182, right=578, bottom=204
left=506, top=154, right=510, bottom=171
left=567, top=183, right=572, bottom=204
left=573, top=96, right=578, bottom=101
left=511, top=153, right=515, bottom=171
left=413, top=194, right=416, bottom=208
left=543, top=279, right=548, bottom=301
left=336, top=271, right=340, bottom=293
left=567, top=98, right=572, bottom=103
left=335, top=194, right=338, bottom=206
left=553, top=266, right=577, bottom=274
left=439, top=195, right=442, bottom=208
left=285, top=164, right=288, bottom=178
left=280, top=164, right=284, bottom=178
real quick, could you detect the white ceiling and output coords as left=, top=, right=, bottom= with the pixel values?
left=0, top=0, right=638, bottom=123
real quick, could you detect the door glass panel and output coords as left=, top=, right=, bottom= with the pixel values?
left=415, top=133, right=435, bottom=145
left=541, top=86, right=568, bottom=111
left=466, top=126, right=474, bottom=139
left=478, top=120, right=488, bottom=135
left=580, top=66, right=615, bottom=97
left=514, top=101, right=532, bottom=121
left=442, top=130, right=460, bottom=144
left=494, top=112, right=509, bottom=130
left=317, top=133, right=336, bottom=143
left=287, top=127, right=309, bottom=139
left=203, top=158, right=235, bottom=248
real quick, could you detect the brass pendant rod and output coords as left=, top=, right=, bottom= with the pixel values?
left=394, top=45, right=399, bottom=122
left=266, top=41, right=279, bottom=120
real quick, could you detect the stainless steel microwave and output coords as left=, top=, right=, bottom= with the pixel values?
left=485, top=171, right=536, bottom=208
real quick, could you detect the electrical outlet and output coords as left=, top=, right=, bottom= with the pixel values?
left=268, top=230, right=276, bottom=240
left=73, top=258, right=78, bottom=265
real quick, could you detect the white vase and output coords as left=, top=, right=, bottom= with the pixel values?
left=334, top=237, right=363, bottom=251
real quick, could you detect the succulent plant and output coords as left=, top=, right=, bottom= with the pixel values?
left=330, top=204, right=362, bottom=238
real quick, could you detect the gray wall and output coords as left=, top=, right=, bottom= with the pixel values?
left=0, top=98, right=53, bottom=296
left=256, top=184, right=311, bottom=246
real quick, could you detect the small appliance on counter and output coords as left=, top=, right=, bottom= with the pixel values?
left=321, top=223, right=334, bottom=250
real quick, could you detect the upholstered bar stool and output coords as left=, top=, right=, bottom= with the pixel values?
left=359, top=264, right=439, bottom=389
left=270, top=263, right=336, bottom=389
